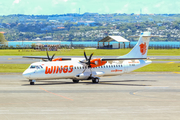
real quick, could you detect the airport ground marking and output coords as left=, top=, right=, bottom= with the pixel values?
left=173, top=72, right=180, bottom=74
left=167, top=62, right=174, bottom=64
left=39, top=87, right=73, bottom=101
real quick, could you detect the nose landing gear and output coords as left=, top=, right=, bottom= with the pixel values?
left=29, top=80, right=36, bottom=85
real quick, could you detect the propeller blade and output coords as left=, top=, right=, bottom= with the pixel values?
left=46, top=51, right=51, bottom=61
left=88, top=53, right=94, bottom=64
left=84, top=51, right=88, bottom=61
left=51, top=54, right=56, bottom=61
left=87, top=53, right=93, bottom=68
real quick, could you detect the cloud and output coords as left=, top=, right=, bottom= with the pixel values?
left=124, top=4, right=129, bottom=8
left=142, top=7, right=149, bottom=14
left=13, top=0, right=21, bottom=5
left=154, top=1, right=164, bottom=8
left=71, top=2, right=76, bottom=5
left=32, top=6, right=43, bottom=14
left=52, top=0, right=68, bottom=5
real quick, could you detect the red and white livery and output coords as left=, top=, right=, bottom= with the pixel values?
left=23, top=32, right=154, bottom=85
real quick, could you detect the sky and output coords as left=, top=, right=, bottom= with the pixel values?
left=0, top=0, right=180, bottom=15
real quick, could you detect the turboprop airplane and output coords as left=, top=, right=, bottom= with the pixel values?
left=23, top=32, right=155, bottom=85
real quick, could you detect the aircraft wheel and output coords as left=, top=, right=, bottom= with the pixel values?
left=92, top=78, right=99, bottom=83
left=29, top=80, right=36, bottom=85
left=73, top=80, right=79, bottom=83
left=30, top=82, right=34, bottom=85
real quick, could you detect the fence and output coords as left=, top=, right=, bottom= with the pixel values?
left=0, top=43, right=180, bottom=49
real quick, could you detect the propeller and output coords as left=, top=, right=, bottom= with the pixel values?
left=80, top=51, right=94, bottom=68
left=46, top=50, right=55, bottom=61
left=79, top=51, right=96, bottom=77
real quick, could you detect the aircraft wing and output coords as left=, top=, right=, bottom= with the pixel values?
left=23, top=56, right=49, bottom=59
left=101, top=58, right=147, bottom=61
left=23, top=56, right=71, bottom=60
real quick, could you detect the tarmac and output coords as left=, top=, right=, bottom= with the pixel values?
left=0, top=72, right=180, bottom=120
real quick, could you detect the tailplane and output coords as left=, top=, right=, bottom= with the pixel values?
left=118, top=32, right=156, bottom=59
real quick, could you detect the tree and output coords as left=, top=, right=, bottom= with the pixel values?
left=0, top=33, right=8, bottom=45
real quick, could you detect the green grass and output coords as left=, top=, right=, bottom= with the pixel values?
left=0, top=63, right=179, bottom=73
left=151, top=59, right=180, bottom=61
left=0, top=64, right=30, bottom=73
left=134, top=63, right=180, bottom=72
left=0, top=49, right=180, bottom=56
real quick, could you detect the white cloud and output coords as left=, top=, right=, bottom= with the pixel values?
left=71, top=2, right=76, bottom=5
left=154, top=1, right=164, bottom=8
left=124, top=4, right=129, bottom=8
left=32, top=6, right=43, bottom=14
left=13, top=0, right=21, bottom=5
left=71, top=8, right=77, bottom=13
left=142, top=7, right=149, bottom=14
left=52, top=0, right=68, bottom=5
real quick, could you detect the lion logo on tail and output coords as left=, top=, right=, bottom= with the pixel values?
left=139, top=42, right=147, bottom=55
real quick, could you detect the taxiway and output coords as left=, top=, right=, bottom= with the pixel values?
left=0, top=72, right=180, bottom=119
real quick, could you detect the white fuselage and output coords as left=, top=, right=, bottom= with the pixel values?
left=22, top=58, right=152, bottom=81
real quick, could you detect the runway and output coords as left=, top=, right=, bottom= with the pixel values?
left=0, top=56, right=180, bottom=64
left=0, top=72, right=180, bottom=119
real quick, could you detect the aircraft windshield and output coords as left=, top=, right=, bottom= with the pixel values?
left=30, top=65, right=43, bottom=69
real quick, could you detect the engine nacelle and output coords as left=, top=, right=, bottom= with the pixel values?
left=90, top=58, right=107, bottom=68
left=52, top=58, right=63, bottom=61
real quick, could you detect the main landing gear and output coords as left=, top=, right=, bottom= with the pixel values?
left=72, top=77, right=99, bottom=83
left=72, top=79, right=79, bottom=83
left=92, top=77, right=99, bottom=83
left=29, top=80, right=36, bottom=85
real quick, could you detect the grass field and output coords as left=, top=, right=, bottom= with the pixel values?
left=151, top=59, right=180, bottom=61
left=134, top=63, right=180, bottom=72
left=0, top=64, right=30, bottom=73
left=0, top=63, right=179, bottom=73
left=0, top=49, right=180, bottom=56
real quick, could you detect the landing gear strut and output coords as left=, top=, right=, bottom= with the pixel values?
left=92, top=77, right=99, bottom=83
left=29, top=80, right=36, bottom=85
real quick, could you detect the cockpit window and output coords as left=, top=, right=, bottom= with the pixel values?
left=30, top=65, right=36, bottom=69
left=36, top=66, right=40, bottom=69
left=30, top=65, right=43, bottom=69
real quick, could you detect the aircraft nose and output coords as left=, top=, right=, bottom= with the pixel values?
left=22, top=71, right=31, bottom=79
